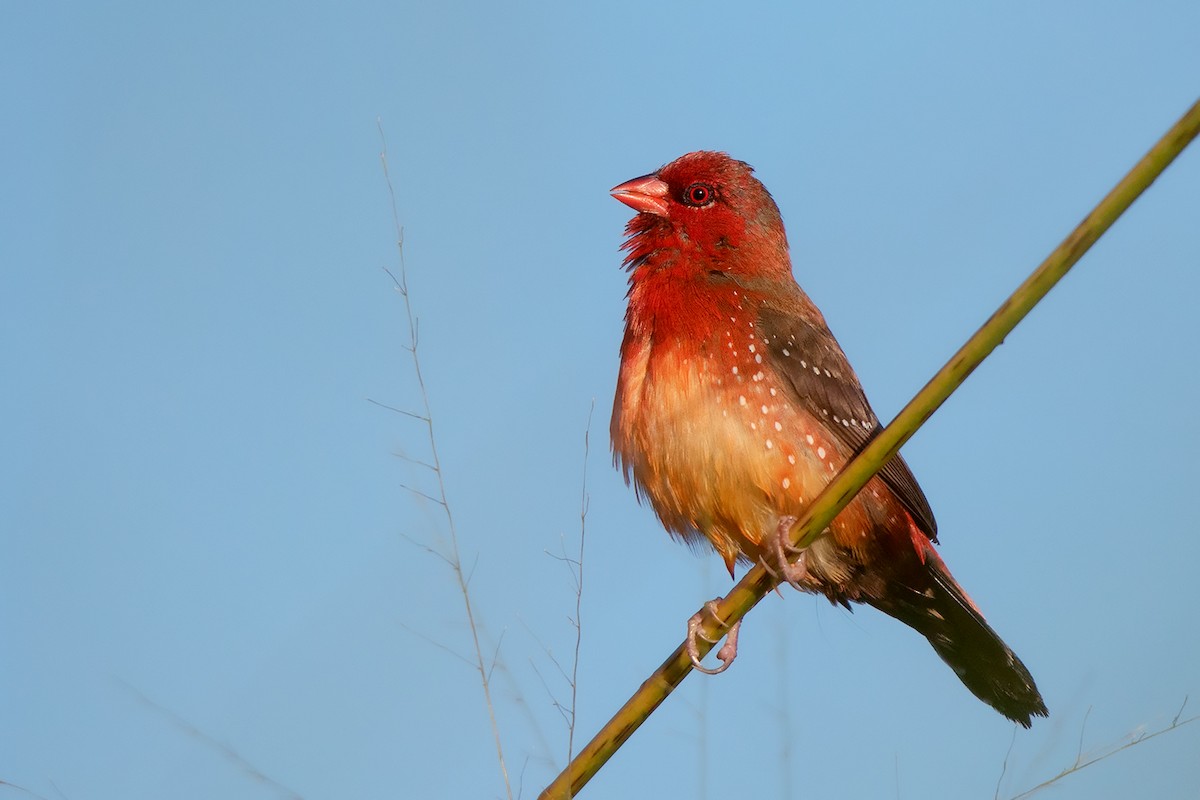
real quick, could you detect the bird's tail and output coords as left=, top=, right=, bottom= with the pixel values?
left=865, top=554, right=1048, bottom=727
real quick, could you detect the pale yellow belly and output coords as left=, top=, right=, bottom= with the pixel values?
left=614, top=345, right=854, bottom=572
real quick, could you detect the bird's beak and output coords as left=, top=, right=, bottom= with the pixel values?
left=611, top=173, right=670, bottom=217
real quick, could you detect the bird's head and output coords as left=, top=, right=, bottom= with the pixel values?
left=611, top=151, right=789, bottom=279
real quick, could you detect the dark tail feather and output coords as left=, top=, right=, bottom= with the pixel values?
left=866, top=562, right=1048, bottom=727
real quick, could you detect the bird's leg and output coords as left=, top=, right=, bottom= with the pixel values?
left=766, top=515, right=811, bottom=592
left=686, top=600, right=741, bottom=675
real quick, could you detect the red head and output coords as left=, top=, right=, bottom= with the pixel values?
left=610, top=151, right=791, bottom=283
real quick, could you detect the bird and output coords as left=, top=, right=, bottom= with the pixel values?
left=609, top=151, right=1047, bottom=727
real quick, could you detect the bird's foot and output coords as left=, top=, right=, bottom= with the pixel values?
left=686, top=600, right=741, bottom=675
left=765, top=515, right=811, bottom=591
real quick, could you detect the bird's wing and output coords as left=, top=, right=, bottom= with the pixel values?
left=757, top=304, right=938, bottom=541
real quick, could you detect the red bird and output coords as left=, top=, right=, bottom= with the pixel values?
left=609, top=151, right=1047, bottom=726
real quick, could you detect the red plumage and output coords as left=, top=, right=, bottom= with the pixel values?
left=610, top=151, right=1046, bottom=726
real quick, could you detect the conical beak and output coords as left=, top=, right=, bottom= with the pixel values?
left=610, top=173, right=670, bottom=217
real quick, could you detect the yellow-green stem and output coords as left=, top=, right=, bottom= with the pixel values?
left=540, top=97, right=1200, bottom=800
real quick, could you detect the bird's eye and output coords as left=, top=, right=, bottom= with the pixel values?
left=684, top=183, right=715, bottom=207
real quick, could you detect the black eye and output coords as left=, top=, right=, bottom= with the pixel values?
left=684, top=183, right=715, bottom=207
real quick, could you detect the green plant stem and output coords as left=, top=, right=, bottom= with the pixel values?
left=539, top=96, right=1200, bottom=800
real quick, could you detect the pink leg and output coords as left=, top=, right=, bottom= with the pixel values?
left=686, top=600, right=742, bottom=675
left=767, top=515, right=811, bottom=591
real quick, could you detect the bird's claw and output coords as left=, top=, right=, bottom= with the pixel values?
left=762, top=515, right=811, bottom=592
left=686, top=600, right=741, bottom=675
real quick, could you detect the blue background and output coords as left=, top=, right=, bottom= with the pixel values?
left=4, top=2, right=1199, bottom=798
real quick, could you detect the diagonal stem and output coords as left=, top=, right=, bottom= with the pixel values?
left=539, top=96, right=1200, bottom=800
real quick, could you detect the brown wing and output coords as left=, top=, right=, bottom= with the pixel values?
left=756, top=303, right=938, bottom=541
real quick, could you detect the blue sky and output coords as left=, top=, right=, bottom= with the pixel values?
left=4, top=2, right=1199, bottom=798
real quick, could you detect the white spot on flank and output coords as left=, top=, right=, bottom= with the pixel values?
left=766, top=439, right=773, bottom=449
left=782, top=348, right=790, bottom=356
left=761, top=405, right=769, bottom=414
left=739, top=396, right=747, bottom=406
left=774, top=421, right=782, bottom=431
left=769, top=387, right=777, bottom=396
left=787, top=454, right=796, bottom=464
left=812, top=366, right=820, bottom=374
left=800, top=360, right=807, bottom=368
left=748, top=344, right=756, bottom=353
left=750, top=422, right=757, bottom=430
left=824, top=369, right=832, bottom=377
left=731, top=366, right=738, bottom=375
left=842, top=419, right=850, bottom=427
left=817, top=447, right=827, bottom=459
left=754, top=354, right=762, bottom=364
left=806, top=434, right=814, bottom=445
left=782, top=477, right=791, bottom=489
left=753, top=371, right=764, bottom=381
